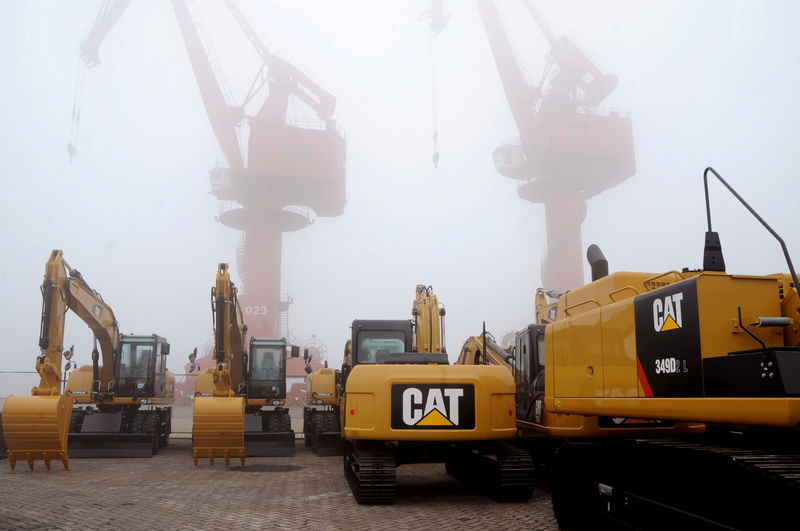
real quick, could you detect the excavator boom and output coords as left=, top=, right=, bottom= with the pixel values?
left=192, top=263, right=246, bottom=466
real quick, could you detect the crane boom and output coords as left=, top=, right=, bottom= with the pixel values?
left=80, top=0, right=133, bottom=67
left=222, top=0, right=336, bottom=120
left=475, top=0, right=536, bottom=139
left=171, top=0, right=245, bottom=169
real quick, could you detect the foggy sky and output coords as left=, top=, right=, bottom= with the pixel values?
left=1, top=1, right=799, bottom=392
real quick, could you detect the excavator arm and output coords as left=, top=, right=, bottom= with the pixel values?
left=411, top=284, right=446, bottom=354
left=4, top=250, right=119, bottom=470
left=208, top=262, right=245, bottom=397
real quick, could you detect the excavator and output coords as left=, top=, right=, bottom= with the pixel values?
left=192, top=263, right=297, bottom=466
left=340, top=285, right=534, bottom=504
left=303, top=345, right=343, bottom=456
left=2, top=250, right=175, bottom=470
left=456, top=332, right=513, bottom=366
left=501, top=168, right=800, bottom=528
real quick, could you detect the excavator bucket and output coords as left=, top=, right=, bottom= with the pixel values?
left=2, top=395, right=71, bottom=470
left=192, top=396, right=246, bottom=467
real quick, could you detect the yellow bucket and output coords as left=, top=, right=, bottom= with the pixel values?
left=2, top=394, right=71, bottom=470
left=192, top=396, right=245, bottom=466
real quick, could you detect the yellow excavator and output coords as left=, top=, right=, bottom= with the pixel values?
left=340, top=285, right=534, bottom=504
left=456, top=332, right=513, bottom=366
left=192, top=263, right=297, bottom=466
left=2, top=250, right=175, bottom=470
left=303, top=346, right=343, bottom=456
left=502, top=168, right=800, bottom=528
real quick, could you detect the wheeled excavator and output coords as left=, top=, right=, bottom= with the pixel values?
left=340, top=285, right=534, bottom=504
left=2, top=250, right=175, bottom=470
left=501, top=168, right=800, bottom=528
left=192, top=263, right=297, bottom=466
left=303, top=345, right=343, bottom=456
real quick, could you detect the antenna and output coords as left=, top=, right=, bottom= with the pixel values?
left=703, top=167, right=799, bottom=292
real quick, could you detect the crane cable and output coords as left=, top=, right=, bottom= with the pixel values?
left=425, top=1, right=448, bottom=169
left=67, top=58, right=86, bottom=162
left=431, top=32, right=440, bottom=169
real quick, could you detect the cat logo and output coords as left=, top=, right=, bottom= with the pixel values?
left=92, top=304, right=103, bottom=319
left=391, top=384, right=475, bottom=429
left=653, top=292, right=683, bottom=332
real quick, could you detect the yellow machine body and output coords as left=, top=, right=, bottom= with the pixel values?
left=343, top=364, right=516, bottom=441
left=65, top=365, right=175, bottom=406
left=306, top=368, right=340, bottom=406
left=544, top=270, right=800, bottom=428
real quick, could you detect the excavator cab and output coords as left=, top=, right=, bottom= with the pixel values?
left=247, top=338, right=287, bottom=399
left=115, top=335, right=170, bottom=398
left=353, top=320, right=413, bottom=364
left=513, top=325, right=546, bottom=425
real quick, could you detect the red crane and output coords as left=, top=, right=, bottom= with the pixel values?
left=477, top=0, right=635, bottom=293
left=75, top=0, right=346, bottom=338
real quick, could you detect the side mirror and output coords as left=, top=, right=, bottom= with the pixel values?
left=188, top=348, right=197, bottom=363
left=63, top=345, right=74, bottom=361
left=163, top=343, right=171, bottom=355
left=324, top=360, right=328, bottom=368
left=303, top=348, right=310, bottom=361
left=291, top=345, right=300, bottom=358
left=304, top=365, right=313, bottom=374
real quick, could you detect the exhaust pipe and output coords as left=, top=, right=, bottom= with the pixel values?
left=587, top=244, right=608, bottom=281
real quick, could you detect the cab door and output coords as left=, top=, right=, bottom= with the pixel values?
left=514, top=325, right=546, bottom=424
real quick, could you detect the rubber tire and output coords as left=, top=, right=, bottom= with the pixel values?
left=143, top=412, right=160, bottom=455
left=303, top=410, right=314, bottom=446
left=279, top=411, right=292, bottom=432
left=69, top=409, right=87, bottom=434
left=132, top=411, right=148, bottom=433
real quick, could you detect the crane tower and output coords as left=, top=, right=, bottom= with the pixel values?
left=75, top=0, right=346, bottom=337
left=478, top=0, right=635, bottom=293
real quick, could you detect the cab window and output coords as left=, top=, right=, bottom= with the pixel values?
left=357, top=331, right=406, bottom=364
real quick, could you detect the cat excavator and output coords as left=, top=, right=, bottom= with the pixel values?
left=502, top=168, right=800, bottom=528
left=2, top=250, right=175, bottom=470
left=192, top=263, right=297, bottom=466
left=456, top=332, right=513, bottom=366
left=303, top=344, right=343, bottom=456
left=340, top=285, right=534, bottom=504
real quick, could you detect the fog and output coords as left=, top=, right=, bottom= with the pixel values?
left=1, top=1, right=799, bottom=385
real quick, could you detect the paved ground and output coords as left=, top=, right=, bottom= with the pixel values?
left=0, top=406, right=558, bottom=530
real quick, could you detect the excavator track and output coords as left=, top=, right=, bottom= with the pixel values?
left=495, top=442, right=536, bottom=502
left=446, top=442, right=534, bottom=502
left=552, top=435, right=800, bottom=530
left=343, top=443, right=396, bottom=504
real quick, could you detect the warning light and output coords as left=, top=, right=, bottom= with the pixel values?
left=350, top=409, right=355, bottom=415
left=508, top=410, right=513, bottom=416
